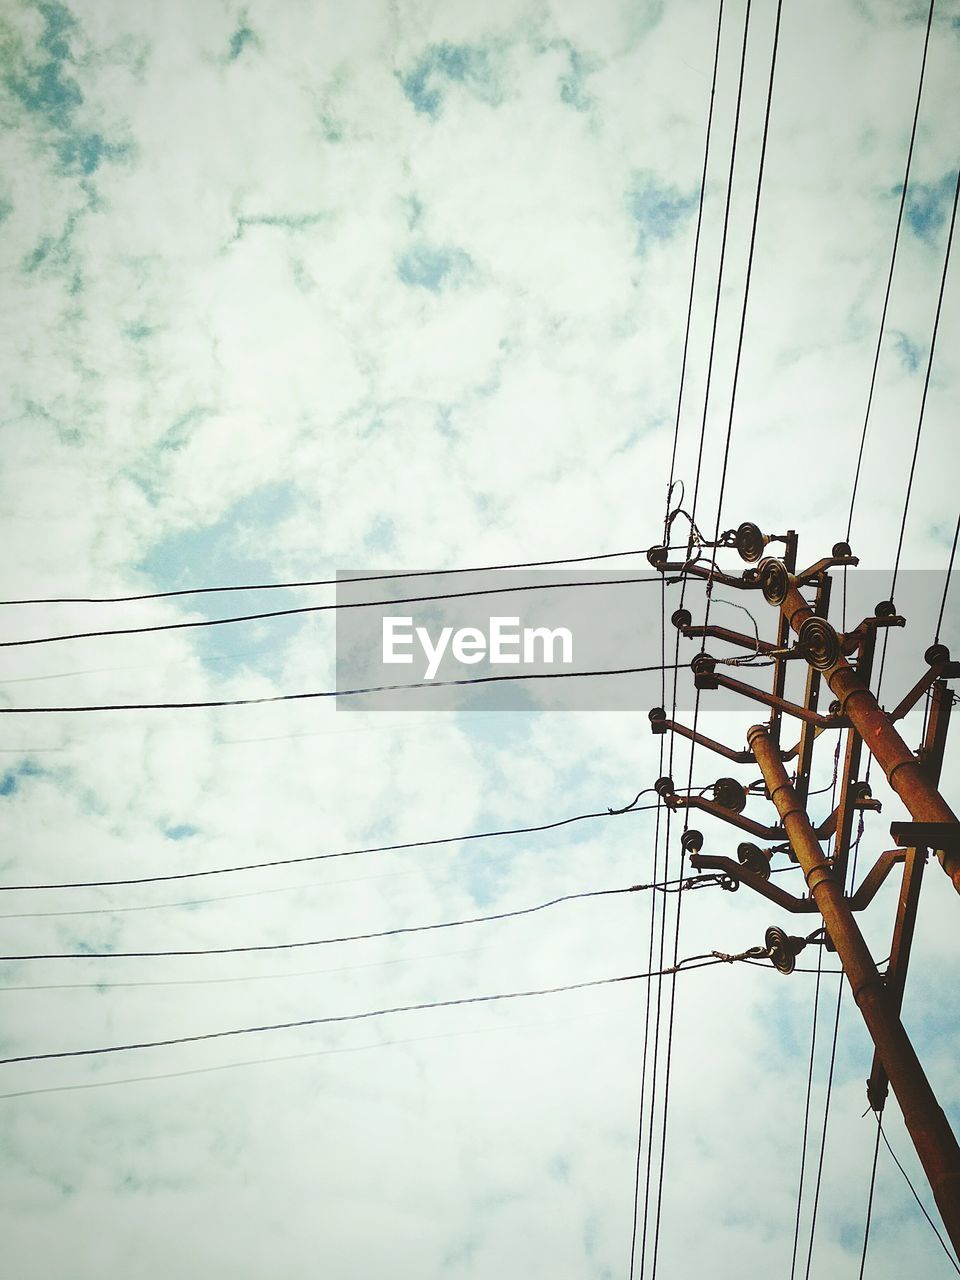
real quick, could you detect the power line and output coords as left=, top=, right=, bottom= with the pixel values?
left=0, top=957, right=733, bottom=1068
left=0, top=883, right=656, bottom=962
left=790, top=942, right=826, bottom=1280
left=877, top=1118, right=960, bottom=1275
left=0, top=1010, right=613, bottom=1102
left=653, top=5, right=786, bottom=1274
left=0, top=801, right=659, bottom=892
left=0, top=575, right=661, bottom=650
left=888, top=164, right=960, bottom=597
left=845, top=0, right=937, bottom=545
left=934, top=509, right=960, bottom=644
left=0, top=548, right=652, bottom=606
left=858, top=1117, right=884, bottom=1280
left=0, top=947, right=481, bottom=992
left=661, top=0, right=726, bottom=539
left=871, top=154, right=959, bottom=731
left=0, top=866, right=419, bottom=919
left=0, top=661, right=682, bottom=714
left=631, top=10, right=727, bottom=1274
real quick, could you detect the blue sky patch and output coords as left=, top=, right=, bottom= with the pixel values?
left=901, top=171, right=958, bottom=243
left=227, top=19, right=257, bottom=62
left=0, top=759, right=43, bottom=797
left=397, top=242, right=472, bottom=291
left=5, top=4, right=130, bottom=184
left=136, top=481, right=310, bottom=678
left=56, top=129, right=128, bottom=176
left=164, top=823, right=199, bottom=840
left=891, top=330, right=922, bottom=374
left=558, top=45, right=597, bottom=112
left=399, top=41, right=501, bottom=118
left=627, top=170, right=698, bottom=253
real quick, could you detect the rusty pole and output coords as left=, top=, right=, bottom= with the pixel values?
left=747, top=724, right=960, bottom=1249
left=777, top=583, right=960, bottom=893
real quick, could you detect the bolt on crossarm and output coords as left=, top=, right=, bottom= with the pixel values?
left=748, top=723, right=960, bottom=1249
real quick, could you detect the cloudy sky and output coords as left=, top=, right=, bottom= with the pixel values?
left=1, top=0, right=959, bottom=1276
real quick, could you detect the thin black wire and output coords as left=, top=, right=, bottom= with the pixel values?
left=0, top=575, right=660, bottom=649
left=803, top=972, right=843, bottom=1280
left=935, top=509, right=960, bottom=644
left=0, top=884, right=651, bottom=962
left=792, top=725, right=843, bottom=1279
left=0, top=1011, right=612, bottom=1102
left=889, top=164, right=960, bottom=598
left=0, top=548, right=652, bottom=606
left=858, top=1117, right=884, bottom=1279
left=790, top=937, right=825, bottom=1280
left=629, top=14, right=727, bottom=1275
left=702, top=0, right=784, bottom=613
left=0, top=661, right=681, bottom=714
left=877, top=1118, right=960, bottom=1275
left=0, top=801, right=659, bottom=893
left=872, top=157, right=960, bottom=728
left=845, top=0, right=936, bottom=547
left=661, top=0, right=726, bottom=536
left=652, top=7, right=784, bottom=1275
left=0, top=957, right=731, bottom=1068
left=0, top=947, right=480, bottom=992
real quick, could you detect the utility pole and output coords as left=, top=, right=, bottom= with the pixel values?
left=646, top=524, right=960, bottom=1252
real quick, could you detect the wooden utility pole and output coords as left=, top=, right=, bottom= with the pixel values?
left=647, top=525, right=960, bottom=1253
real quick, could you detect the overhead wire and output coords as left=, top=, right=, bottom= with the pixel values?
left=0, top=800, right=660, bottom=892
left=871, top=151, right=960, bottom=728
left=877, top=1117, right=960, bottom=1275
left=642, top=0, right=760, bottom=1255
left=0, top=956, right=740, bottom=1069
left=0, top=547, right=653, bottom=606
left=0, top=661, right=682, bottom=714
left=844, top=0, right=937, bottom=549
left=0, top=575, right=661, bottom=650
left=651, top=5, right=785, bottom=1276
left=629, top=14, right=727, bottom=1265
left=934, top=509, right=960, bottom=645
left=0, top=884, right=655, bottom=962
left=858, top=1117, right=884, bottom=1279
left=887, top=163, right=960, bottom=600
left=0, top=1010, right=616, bottom=1102
left=801, top=726, right=849, bottom=1278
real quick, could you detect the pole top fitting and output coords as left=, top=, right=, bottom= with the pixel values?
left=746, top=724, right=770, bottom=747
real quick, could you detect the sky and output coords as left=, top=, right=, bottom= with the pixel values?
left=0, top=0, right=959, bottom=1277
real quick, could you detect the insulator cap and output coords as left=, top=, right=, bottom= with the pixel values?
left=832, top=541, right=852, bottom=557
left=648, top=706, right=667, bottom=735
left=737, top=842, right=771, bottom=881
left=691, top=652, right=715, bottom=675
left=764, top=925, right=806, bottom=975
left=647, top=545, right=668, bottom=569
left=735, top=521, right=767, bottom=563
left=874, top=599, right=896, bottom=618
left=671, top=607, right=692, bottom=630
left=654, top=775, right=675, bottom=798
left=797, top=616, right=841, bottom=671
left=757, top=558, right=791, bottom=606
left=828, top=699, right=842, bottom=716
left=680, top=828, right=704, bottom=855
left=925, top=643, right=950, bottom=667
left=854, top=781, right=873, bottom=802
left=713, top=777, right=748, bottom=813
